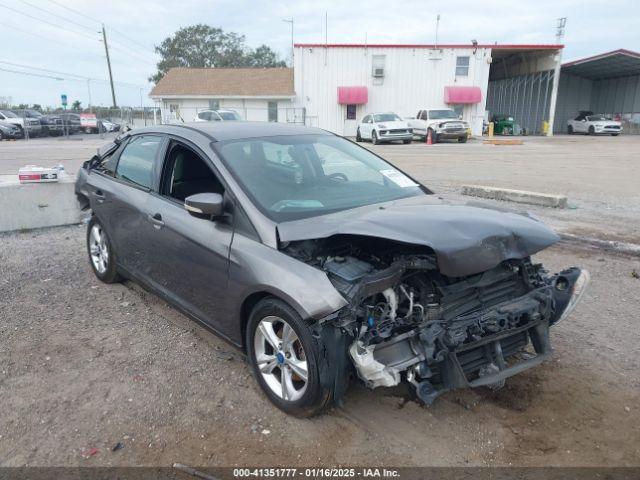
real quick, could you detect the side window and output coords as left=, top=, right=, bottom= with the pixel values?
left=96, top=150, right=119, bottom=176
left=198, top=111, right=211, bottom=121
left=420, top=111, right=428, bottom=120
left=161, top=142, right=224, bottom=202
left=456, top=56, right=470, bottom=76
left=362, top=115, right=370, bottom=124
left=116, top=135, right=163, bottom=189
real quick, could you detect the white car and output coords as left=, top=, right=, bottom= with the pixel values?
left=194, top=109, right=242, bottom=122
left=0, top=110, right=42, bottom=137
left=356, top=112, right=413, bottom=144
left=407, top=108, right=469, bottom=143
left=567, top=112, right=622, bottom=136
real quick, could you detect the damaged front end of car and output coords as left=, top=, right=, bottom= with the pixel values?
left=282, top=235, right=589, bottom=405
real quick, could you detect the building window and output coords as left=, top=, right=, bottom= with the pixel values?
left=346, top=104, right=357, bottom=120
left=208, top=99, right=220, bottom=110
left=268, top=101, right=278, bottom=122
left=372, top=55, right=386, bottom=77
left=456, top=56, right=470, bottom=76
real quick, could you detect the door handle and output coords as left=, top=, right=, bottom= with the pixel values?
left=93, top=189, right=105, bottom=203
left=147, top=213, right=165, bottom=229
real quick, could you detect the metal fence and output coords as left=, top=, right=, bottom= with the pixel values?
left=158, top=106, right=306, bottom=126
left=486, top=70, right=555, bottom=135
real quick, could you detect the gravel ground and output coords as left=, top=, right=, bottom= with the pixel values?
left=1, top=225, right=639, bottom=467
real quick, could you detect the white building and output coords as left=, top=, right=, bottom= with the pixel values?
left=150, top=44, right=565, bottom=137
left=293, top=43, right=562, bottom=136
left=149, top=68, right=298, bottom=123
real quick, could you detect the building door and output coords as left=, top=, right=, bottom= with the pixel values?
left=343, top=104, right=359, bottom=137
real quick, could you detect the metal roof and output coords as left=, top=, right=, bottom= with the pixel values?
left=562, top=49, right=640, bottom=80
left=294, top=43, right=563, bottom=50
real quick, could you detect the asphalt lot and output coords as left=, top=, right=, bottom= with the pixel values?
left=1, top=226, right=639, bottom=467
left=2, top=133, right=638, bottom=245
left=1, top=132, right=639, bottom=468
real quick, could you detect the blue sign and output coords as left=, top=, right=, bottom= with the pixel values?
left=61, top=94, right=67, bottom=106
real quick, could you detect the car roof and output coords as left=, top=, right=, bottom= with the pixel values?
left=129, top=122, right=333, bottom=142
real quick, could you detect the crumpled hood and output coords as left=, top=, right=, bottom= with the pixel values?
left=277, top=195, right=560, bottom=277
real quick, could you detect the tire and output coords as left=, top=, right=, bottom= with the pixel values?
left=355, top=129, right=362, bottom=142
left=246, top=298, right=334, bottom=417
left=588, top=126, right=595, bottom=135
left=611, top=133, right=619, bottom=136
left=567, top=125, right=573, bottom=134
left=403, top=139, right=411, bottom=144
left=85, top=127, right=93, bottom=134
left=0, top=131, right=4, bottom=141
left=458, top=136, right=467, bottom=143
left=86, top=216, right=121, bottom=283
left=372, top=130, right=381, bottom=145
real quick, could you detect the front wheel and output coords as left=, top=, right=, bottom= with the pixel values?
left=86, top=217, right=121, bottom=283
left=246, top=298, right=333, bottom=417
left=458, top=136, right=467, bottom=143
left=355, top=129, right=362, bottom=142
left=588, top=126, right=596, bottom=135
left=611, top=133, right=619, bottom=136
left=567, top=125, right=573, bottom=134
left=403, top=139, right=411, bottom=144
left=371, top=130, right=379, bottom=145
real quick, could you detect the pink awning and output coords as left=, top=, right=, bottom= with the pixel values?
left=337, top=86, right=368, bottom=105
left=444, top=86, right=482, bottom=104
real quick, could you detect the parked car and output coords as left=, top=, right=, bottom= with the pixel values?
left=567, top=111, right=622, bottom=136
left=80, top=113, right=99, bottom=133
left=98, top=118, right=121, bottom=132
left=0, top=120, right=23, bottom=140
left=194, top=109, right=242, bottom=122
left=356, top=112, right=413, bottom=144
left=60, top=113, right=81, bottom=134
left=0, top=110, right=42, bottom=137
left=75, top=122, right=589, bottom=417
left=13, top=109, right=64, bottom=136
left=408, top=108, right=469, bottom=143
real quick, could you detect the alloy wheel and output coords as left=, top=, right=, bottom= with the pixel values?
left=254, top=315, right=308, bottom=401
left=89, top=224, right=109, bottom=274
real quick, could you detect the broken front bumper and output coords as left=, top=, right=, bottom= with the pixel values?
left=354, top=268, right=590, bottom=404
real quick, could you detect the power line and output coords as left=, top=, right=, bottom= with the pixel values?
left=44, top=0, right=157, bottom=53
left=0, top=61, right=149, bottom=88
left=17, top=0, right=97, bottom=33
left=0, top=67, right=64, bottom=81
left=0, top=21, right=76, bottom=48
left=0, top=2, right=98, bottom=43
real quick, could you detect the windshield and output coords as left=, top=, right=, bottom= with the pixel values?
left=215, top=134, right=426, bottom=222
left=0, top=110, right=18, bottom=118
left=587, top=115, right=606, bottom=121
left=428, top=110, right=458, bottom=119
left=373, top=113, right=402, bottom=123
left=219, top=111, right=241, bottom=121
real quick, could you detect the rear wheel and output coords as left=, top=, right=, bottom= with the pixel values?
left=85, top=127, right=93, bottom=134
left=458, top=136, right=467, bottom=143
left=403, top=139, right=411, bottom=144
left=567, top=125, right=573, bottom=134
left=86, top=217, right=121, bottom=283
left=371, top=130, right=379, bottom=145
left=246, top=298, right=333, bottom=417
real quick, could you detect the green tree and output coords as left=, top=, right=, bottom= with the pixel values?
left=72, top=100, right=82, bottom=110
left=150, top=24, right=286, bottom=83
left=31, top=104, right=42, bottom=111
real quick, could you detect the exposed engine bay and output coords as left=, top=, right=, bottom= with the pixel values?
left=283, top=235, right=589, bottom=404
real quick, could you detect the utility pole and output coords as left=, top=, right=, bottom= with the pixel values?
left=87, top=79, right=92, bottom=113
left=546, top=17, right=567, bottom=137
left=282, top=18, right=294, bottom=67
left=101, top=24, right=117, bottom=108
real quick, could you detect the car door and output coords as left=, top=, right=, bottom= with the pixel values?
left=89, top=134, right=166, bottom=277
left=142, top=138, right=234, bottom=333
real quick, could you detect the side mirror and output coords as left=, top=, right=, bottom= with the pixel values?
left=458, top=115, right=463, bottom=120
left=185, top=193, right=224, bottom=218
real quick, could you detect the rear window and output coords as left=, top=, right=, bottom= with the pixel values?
left=116, top=135, right=163, bottom=189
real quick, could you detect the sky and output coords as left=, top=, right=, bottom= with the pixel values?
left=1, top=0, right=638, bottom=109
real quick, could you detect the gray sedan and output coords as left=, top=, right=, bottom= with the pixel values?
left=76, top=122, right=589, bottom=416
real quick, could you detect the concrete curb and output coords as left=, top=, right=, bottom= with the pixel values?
left=462, top=184, right=568, bottom=209
left=559, top=233, right=640, bottom=257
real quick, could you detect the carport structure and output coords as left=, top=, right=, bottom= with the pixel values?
left=485, top=45, right=563, bottom=135
left=554, top=49, right=640, bottom=134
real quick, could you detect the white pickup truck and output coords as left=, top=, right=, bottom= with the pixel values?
left=408, top=108, right=469, bottom=143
